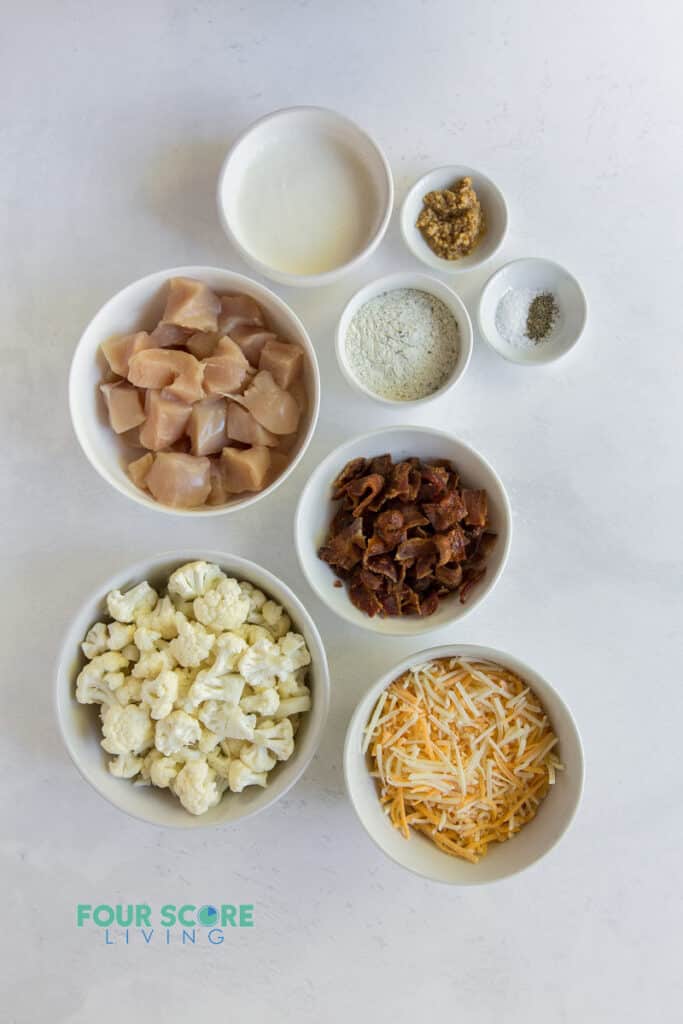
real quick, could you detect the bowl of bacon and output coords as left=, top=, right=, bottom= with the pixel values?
left=294, top=427, right=511, bottom=635
left=69, top=267, right=320, bottom=515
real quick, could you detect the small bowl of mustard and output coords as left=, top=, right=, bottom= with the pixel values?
left=400, top=165, right=508, bottom=274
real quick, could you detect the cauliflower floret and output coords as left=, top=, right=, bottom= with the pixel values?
left=108, top=753, right=143, bottom=778
left=239, top=741, right=276, bottom=773
left=238, top=637, right=281, bottom=689
left=253, top=718, right=294, bottom=761
left=197, top=723, right=220, bottom=753
left=240, top=581, right=267, bottom=622
left=172, top=668, right=194, bottom=709
left=221, top=738, right=244, bottom=757
left=198, top=701, right=256, bottom=741
left=141, top=669, right=179, bottom=720
left=207, top=748, right=232, bottom=779
left=228, top=760, right=267, bottom=793
left=275, top=692, right=311, bottom=718
left=106, top=581, right=158, bottom=624
left=138, top=596, right=180, bottom=640
left=106, top=621, right=135, bottom=651
left=76, top=652, right=129, bottom=707
left=278, top=632, right=311, bottom=674
left=172, top=759, right=220, bottom=815
left=132, top=648, right=176, bottom=679
left=133, top=626, right=162, bottom=652
left=141, top=749, right=182, bottom=789
left=185, top=671, right=244, bottom=712
left=121, top=643, right=140, bottom=662
left=155, top=709, right=201, bottom=756
left=277, top=669, right=309, bottom=698
left=193, top=578, right=250, bottom=633
left=236, top=623, right=273, bottom=645
left=168, top=561, right=225, bottom=602
left=115, top=676, right=143, bottom=705
left=261, top=600, right=291, bottom=639
left=168, top=614, right=215, bottom=668
left=101, top=703, right=154, bottom=755
left=81, top=622, right=108, bottom=659
left=240, top=687, right=280, bottom=716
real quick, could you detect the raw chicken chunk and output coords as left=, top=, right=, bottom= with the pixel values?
left=226, top=402, right=278, bottom=447
left=101, top=331, right=154, bottom=377
left=259, top=339, right=303, bottom=390
left=228, top=324, right=276, bottom=365
left=188, top=398, right=228, bottom=456
left=217, top=294, right=265, bottom=335
left=202, top=338, right=250, bottom=396
left=266, top=451, right=291, bottom=486
left=149, top=322, right=190, bottom=347
left=231, top=371, right=300, bottom=434
left=186, top=332, right=219, bottom=360
left=220, top=446, right=271, bottom=493
left=128, top=452, right=154, bottom=489
left=100, top=381, right=146, bottom=434
left=146, top=452, right=211, bottom=508
left=128, top=348, right=205, bottom=404
left=162, top=277, right=221, bottom=333
left=139, top=391, right=192, bottom=451
left=207, top=459, right=229, bottom=506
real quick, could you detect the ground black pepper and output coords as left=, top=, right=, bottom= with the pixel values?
left=526, top=292, right=559, bottom=341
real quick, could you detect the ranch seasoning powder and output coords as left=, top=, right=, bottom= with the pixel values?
left=344, top=288, right=460, bottom=401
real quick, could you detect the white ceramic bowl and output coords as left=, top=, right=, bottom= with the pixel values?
left=344, top=643, right=584, bottom=884
left=335, top=272, right=473, bottom=407
left=477, top=257, right=588, bottom=365
left=294, top=427, right=511, bottom=636
left=69, top=266, right=320, bottom=516
left=217, top=106, right=394, bottom=287
left=55, top=550, right=330, bottom=828
left=401, top=165, right=508, bottom=273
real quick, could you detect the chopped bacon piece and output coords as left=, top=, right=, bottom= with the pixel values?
left=349, top=576, right=382, bottom=617
left=385, top=461, right=420, bottom=502
left=366, top=556, right=399, bottom=583
left=459, top=568, right=486, bottom=603
left=435, top=564, right=463, bottom=589
left=331, top=457, right=367, bottom=498
left=462, top=489, right=488, bottom=527
left=319, top=517, right=365, bottom=572
left=344, top=474, right=385, bottom=515
left=396, top=537, right=436, bottom=561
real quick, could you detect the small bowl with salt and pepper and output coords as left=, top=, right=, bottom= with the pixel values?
left=335, top=272, right=473, bottom=408
left=477, top=257, right=587, bottom=366
left=400, top=165, right=508, bottom=274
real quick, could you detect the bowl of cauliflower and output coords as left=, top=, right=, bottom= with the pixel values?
left=56, top=554, right=330, bottom=826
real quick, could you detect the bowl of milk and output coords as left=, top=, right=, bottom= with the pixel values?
left=217, top=107, right=394, bottom=287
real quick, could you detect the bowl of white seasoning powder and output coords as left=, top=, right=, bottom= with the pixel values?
left=477, top=257, right=587, bottom=365
left=336, top=273, right=473, bottom=406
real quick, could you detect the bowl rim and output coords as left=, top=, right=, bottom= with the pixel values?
left=343, top=642, right=585, bottom=885
left=68, top=264, right=321, bottom=517
left=476, top=256, right=589, bottom=366
left=216, top=105, right=395, bottom=287
left=294, top=425, right=513, bottom=635
left=54, top=549, right=331, bottom=829
left=334, top=271, right=473, bottom=407
left=400, top=164, right=509, bottom=274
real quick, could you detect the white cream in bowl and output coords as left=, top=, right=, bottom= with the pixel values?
left=217, top=107, right=393, bottom=287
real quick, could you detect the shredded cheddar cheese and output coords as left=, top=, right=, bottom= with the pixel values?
left=364, top=658, right=563, bottom=863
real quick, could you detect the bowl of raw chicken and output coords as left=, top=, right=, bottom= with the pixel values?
left=55, top=552, right=330, bottom=827
left=69, top=267, right=320, bottom=514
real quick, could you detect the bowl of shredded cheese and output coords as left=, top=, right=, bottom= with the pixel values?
left=344, top=644, right=583, bottom=884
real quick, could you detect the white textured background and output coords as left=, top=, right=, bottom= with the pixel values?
left=2, top=1, right=681, bottom=1020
